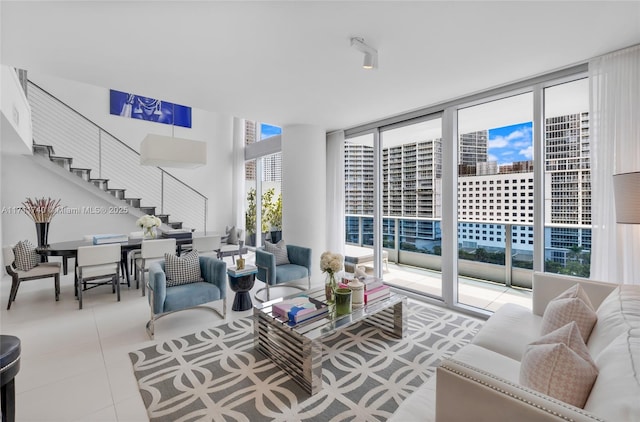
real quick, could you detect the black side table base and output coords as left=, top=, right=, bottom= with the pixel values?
left=232, top=292, right=253, bottom=312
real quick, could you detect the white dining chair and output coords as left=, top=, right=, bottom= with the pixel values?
left=134, top=238, right=176, bottom=296
left=190, top=235, right=222, bottom=258
left=128, top=231, right=144, bottom=277
left=76, top=243, right=121, bottom=310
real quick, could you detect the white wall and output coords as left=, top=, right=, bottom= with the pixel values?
left=2, top=155, right=140, bottom=245
left=27, top=72, right=235, bottom=234
left=282, top=124, right=326, bottom=283
left=0, top=66, right=32, bottom=155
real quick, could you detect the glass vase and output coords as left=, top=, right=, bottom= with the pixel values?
left=144, top=226, right=156, bottom=239
left=325, top=273, right=337, bottom=305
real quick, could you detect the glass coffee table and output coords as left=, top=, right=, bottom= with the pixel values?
left=253, top=287, right=407, bottom=395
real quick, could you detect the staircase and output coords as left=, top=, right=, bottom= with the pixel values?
left=27, top=81, right=207, bottom=233
left=32, top=143, right=184, bottom=229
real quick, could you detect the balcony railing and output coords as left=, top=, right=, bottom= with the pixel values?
left=345, top=215, right=591, bottom=291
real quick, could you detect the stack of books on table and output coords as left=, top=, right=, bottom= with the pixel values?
left=92, top=234, right=128, bottom=244
left=272, top=295, right=328, bottom=324
left=160, top=229, right=192, bottom=240
left=364, top=285, right=390, bottom=304
left=339, top=276, right=390, bottom=305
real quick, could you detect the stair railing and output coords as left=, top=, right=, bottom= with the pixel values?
left=27, top=81, right=207, bottom=233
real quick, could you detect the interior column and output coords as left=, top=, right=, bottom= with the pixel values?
left=282, top=124, right=326, bottom=284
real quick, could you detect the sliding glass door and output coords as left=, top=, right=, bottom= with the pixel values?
left=343, top=67, right=590, bottom=316
left=380, top=117, right=444, bottom=299
left=456, top=93, right=534, bottom=310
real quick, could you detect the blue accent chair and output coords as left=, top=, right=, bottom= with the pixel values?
left=146, top=256, right=227, bottom=338
left=255, top=244, right=312, bottom=301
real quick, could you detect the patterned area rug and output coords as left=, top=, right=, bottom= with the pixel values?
left=129, top=301, right=482, bottom=421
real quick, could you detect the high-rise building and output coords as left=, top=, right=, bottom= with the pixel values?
left=545, top=112, right=591, bottom=250
left=245, top=120, right=256, bottom=180
left=459, top=131, right=488, bottom=165
left=344, top=112, right=591, bottom=260
left=263, top=154, right=282, bottom=182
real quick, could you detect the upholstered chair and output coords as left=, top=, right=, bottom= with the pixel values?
left=146, top=256, right=227, bottom=339
left=3, top=245, right=61, bottom=310
left=255, top=243, right=312, bottom=301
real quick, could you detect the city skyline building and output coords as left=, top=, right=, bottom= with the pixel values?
left=344, top=111, right=591, bottom=268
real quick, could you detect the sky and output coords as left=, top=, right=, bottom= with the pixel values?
left=487, top=122, right=533, bottom=165
left=261, top=123, right=282, bottom=140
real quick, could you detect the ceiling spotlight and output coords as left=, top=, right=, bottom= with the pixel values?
left=351, top=37, right=378, bottom=70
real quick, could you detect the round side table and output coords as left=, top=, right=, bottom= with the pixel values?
left=227, top=265, right=258, bottom=311
left=1, top=335, right=21, bottom=422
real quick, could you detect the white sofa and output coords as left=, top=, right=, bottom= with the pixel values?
left=391, top=272, right=640, bottom=422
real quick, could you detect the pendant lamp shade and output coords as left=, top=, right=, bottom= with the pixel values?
left=613, top=172, right=640, bottom=224
left=140, top=134, right=206, bottom=168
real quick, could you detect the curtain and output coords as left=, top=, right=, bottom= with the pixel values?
left=589, top=44, right=640, bottom=284
left=326, top=130, right=345, bottom=256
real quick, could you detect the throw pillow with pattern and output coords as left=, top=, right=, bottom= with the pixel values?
left=13, top=240, right=40, bottom=271
left=164, top=250, right=202, bottom=287
left=540, top=283, right=597, bottom=342
left=226, top=226, right=238, bottom=245
left=520, top=321, right=598, bottom=408
left=264, top=239, right=290, bottom=265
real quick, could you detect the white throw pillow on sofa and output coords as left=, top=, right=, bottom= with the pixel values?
left=587, top=285, right=640, bottom=358
left=520, top=321, right=598, bottom=409
left=584, top=328, right=640, bottom=421
left=540, top=283, right=597, bottom=342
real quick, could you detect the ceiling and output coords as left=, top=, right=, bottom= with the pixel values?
left=2, top=1, right=639, bottom=133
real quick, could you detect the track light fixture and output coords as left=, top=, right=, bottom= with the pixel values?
left=350, top=37, right=378, bottom=70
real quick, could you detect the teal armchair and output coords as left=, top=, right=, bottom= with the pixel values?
left=255, top=244, right=312, bottom=301
left=147, top=256, right=227, bottom=338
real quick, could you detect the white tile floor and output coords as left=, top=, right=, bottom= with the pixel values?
left=1, top=253, right=530, bottom=421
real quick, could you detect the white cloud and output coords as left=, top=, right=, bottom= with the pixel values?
left=488, top=137, right=509, bottom=148
left=519, top=145, right=534, bottom=160
left=488, top=153, right=498, bottom=162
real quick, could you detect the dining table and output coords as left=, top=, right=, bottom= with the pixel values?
left=37, top=237, right=196, bottom=287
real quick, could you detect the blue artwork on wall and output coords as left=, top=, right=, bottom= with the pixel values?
left=109, top=89, right=192, bottom=128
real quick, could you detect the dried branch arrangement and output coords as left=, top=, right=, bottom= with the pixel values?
left=22, top=197, right=61, bottom=223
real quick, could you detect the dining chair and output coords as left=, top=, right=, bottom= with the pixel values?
left=3, top=245, right=61, bottom=310
left=76, top=243, right=121, bottom=310
left=127, top=231, right=144, bottom=278
left=190, top=235, right=222, bottom=258
left=135, top=238, right=176, bottom=296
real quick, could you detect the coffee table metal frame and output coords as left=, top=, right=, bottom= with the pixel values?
left=253, top=287, right=406, bottom=395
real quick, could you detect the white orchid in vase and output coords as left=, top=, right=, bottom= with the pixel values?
left=137, top=214, right=162, bottom=238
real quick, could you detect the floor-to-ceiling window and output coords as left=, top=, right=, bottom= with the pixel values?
left=456, top=93, right=534, bottom=308
left=543, top=78, right=590, bottom=278
left=244, top=122, right=282, bottom=247
left=380, top=117, right=444, bottom=298
left=344, top=133, right=375, bottom=247
left=343, top=65, right=589, bottom=316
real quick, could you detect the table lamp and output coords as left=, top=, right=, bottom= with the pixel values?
left=613, top=172, right=640, bottom=224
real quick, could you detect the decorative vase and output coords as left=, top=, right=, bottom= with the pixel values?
left=335, top=288, right=352, bottom=315
left=347, top=278, right=365, bottom=307
left=144, top=226, right=157, bottom=239
left=325, top=273, right=337, bottom=304
left=35, top=222, right=50, bottom=248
